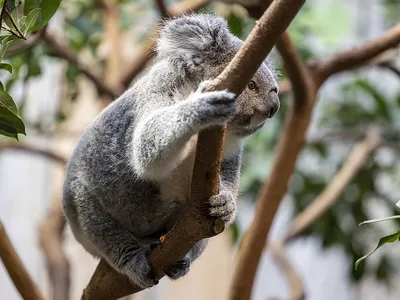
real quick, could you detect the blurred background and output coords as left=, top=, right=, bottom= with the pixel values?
left=0, top=0, right=399, bottom=299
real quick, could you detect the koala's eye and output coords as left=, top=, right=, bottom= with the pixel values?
left=247, top=80, right=257, bottom=90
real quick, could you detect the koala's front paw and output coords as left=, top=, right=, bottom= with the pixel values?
left=192, top=80, right=237, bottom=126
left=164, top=256, right=191, bottom=280
left=208, top=190, right=237, bottom=225
left=122, top=248, right=159, bottom=289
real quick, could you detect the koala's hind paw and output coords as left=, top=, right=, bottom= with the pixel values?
left=208, top=190, right=237, bottom=225
left=164, top=256, right=191, bottom=280
left=123, top=249, right=159, bottom=288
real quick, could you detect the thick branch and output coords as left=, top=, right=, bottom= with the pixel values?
left=43, top=32, right=121, bottom=98
left=310, top=24, right=400, bottom=86
left=120, top=0, right=210, bottom=88
left=229, top=29, right=312, bottom=300
left=0, top=221, right=45, bottom=300
left=81, top=1, right=304, bottom=299
left=283, top=130, right=381, bottom=243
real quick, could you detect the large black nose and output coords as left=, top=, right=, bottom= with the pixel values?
left=267, top=89, right=280, bottom=118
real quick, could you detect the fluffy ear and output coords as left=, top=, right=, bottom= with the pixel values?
left=156, top=14, right=241, bottom=62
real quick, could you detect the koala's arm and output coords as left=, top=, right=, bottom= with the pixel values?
left=132, top=82, right=236, bottom=180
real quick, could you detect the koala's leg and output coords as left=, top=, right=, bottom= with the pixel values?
left=163, top=239, right=209, bottom=280
left=132, top=81, right=237, bottom=180
left=75, top=198, right=159, bottom=288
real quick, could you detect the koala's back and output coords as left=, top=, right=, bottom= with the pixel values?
left=63, top=95, right=185, bottom=243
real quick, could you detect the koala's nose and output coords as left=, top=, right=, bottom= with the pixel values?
left=266, top=90, right=280, bottom=118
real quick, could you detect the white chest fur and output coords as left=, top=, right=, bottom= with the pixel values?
left=158, top=131, right=242, bottom=203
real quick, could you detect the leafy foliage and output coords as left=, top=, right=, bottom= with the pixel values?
left=0, top=0, right=61, bottom=139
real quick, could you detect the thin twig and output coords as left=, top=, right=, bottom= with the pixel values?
left=4, top=28, right=46, bottom=58
left=0, top=142, right=67, bottom=165
left=120, top=0, right=210, bottom=88
left=270, top=242, right=305, bottom=300
left=0, top=221, right=45, bottom=300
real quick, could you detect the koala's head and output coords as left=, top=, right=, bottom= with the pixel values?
left=157, top=13, right=279, bottom=136
left=228, top=61, right=279, bottom=137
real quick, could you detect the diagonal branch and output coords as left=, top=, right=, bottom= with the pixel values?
left=310, top=24, right=400, bottom=86
left=270, top=242, right=304, bottom=300
left=0, top=221, right=45, bottom=300
left=81, top=0, right=305, bottom=299
left=283, top=129, right=381, bottom=243
left=43, top=32, right=121, bottom=99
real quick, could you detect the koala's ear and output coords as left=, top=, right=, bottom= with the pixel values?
left=156, top=14, right=240, bottom=61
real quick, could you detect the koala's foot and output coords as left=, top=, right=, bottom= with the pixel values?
left=208, top=190, right=237, bottom=224
left=191, top=80, right=237, bottom=126
left=164, top=256, right=191, bottom=280
left=122, top=248, right=159, bottom=288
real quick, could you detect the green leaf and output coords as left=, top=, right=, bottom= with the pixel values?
left=355, top=231, right=400, bottom=270
left=0, top=63, right=12, bottom=73
left=0, top=81, right=4, bottom=91
left=0, top=91, right=26, bottom=140
left=0, top=90, right=18, bottom=115
left=24, top=8, right=41, bottom=34
left=0, top=36, right=18, bottom=61
left=24, top=0, right=61, bottom=31
left=359, top=215, right=400, bottom=226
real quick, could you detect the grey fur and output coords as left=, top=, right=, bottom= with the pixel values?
left=62, top=13, right=279, bottom=289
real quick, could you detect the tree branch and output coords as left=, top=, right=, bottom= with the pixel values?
left=310, top=24, right=400, bottom=86
left=4, top=29, right=46, bottom=58
left=154, top=0, right=169, bottom=18
left=270, top=242, right=304, bottom=300
left=43, top=32, right=121, bottom=99
left=81, top=1, right=305, bottom=299
left=283, top=130, right=381, bottom=243
left=229, top=29, right=312, bottom=300
left=0, top=221, right=45, bottom=300
left=39, top=198, right=70, bottom=300
left=230, top=21, right=400, bottom=300
left=276, top=31, right=314, bottom=110
left=0, top=142, right=67, bottom=165
left=120, top=0, right=210, bottom=88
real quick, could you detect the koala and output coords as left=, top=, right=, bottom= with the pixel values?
left=62, top=14, right=279, bottom=289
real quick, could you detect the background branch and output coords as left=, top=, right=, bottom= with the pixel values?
left=270, top=242, right=305, bottom=300
left=229, top=15, right=400, bottom=300
left=0, top=221, right=45, bottom=300
left=43, top=32, right=121, bottom=98
left=120, top=0, right=210, bottom=88
left=283, top=130, right=382, bottom=243
left=310, top=24, right=400, bottom=86
left=39, top=198, right=70, bottom=300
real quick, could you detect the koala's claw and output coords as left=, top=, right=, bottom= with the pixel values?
left=164, top=256, right=191, bottom=280
left=208, top=190, right=237, bottom=224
